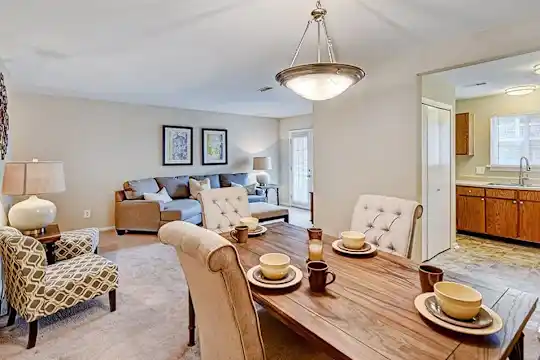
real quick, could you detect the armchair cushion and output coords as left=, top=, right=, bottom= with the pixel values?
left=41, top=253, right=118, bottom=319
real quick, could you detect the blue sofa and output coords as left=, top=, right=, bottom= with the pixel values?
left=114, top=173, right=265, bottom=234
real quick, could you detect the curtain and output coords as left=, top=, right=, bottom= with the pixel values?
left=0, top=72, right=8, bottom=160
left=0, top=72, right=7, bottom=316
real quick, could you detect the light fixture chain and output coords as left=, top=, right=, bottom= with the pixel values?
left=317, top=21, right=321, bottom=63
left=321, top=19, right=336, bottom=63
left=290, top=20, right=313, bottom=67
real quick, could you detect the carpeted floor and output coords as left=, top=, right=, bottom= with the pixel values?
left=0, top=242, right=329, bottom=360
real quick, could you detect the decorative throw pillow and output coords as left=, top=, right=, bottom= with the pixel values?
left=189, top=178, right=211, bottom=198
left=231, top=182, right=257, bottom=195
left=143, top=187, right=172, bottom=203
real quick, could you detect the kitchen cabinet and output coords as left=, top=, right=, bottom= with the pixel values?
left=485, top=198, right=518, bottom=238
left=456, top=185, right=540, bottom=244
left=456, top=195, right=485, bottom=233
left=456, top=113, right=474, bottom=156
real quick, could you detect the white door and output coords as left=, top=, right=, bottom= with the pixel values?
left=422, top=101, right=453, bottom=260
left=289, top=130, right=313, bottom=209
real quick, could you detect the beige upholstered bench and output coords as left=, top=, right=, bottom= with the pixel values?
left=249, top=202, right=289, bottom=223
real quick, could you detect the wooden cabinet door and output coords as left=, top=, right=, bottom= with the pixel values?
left=456, top=113, right=470, bottom=155
left=486, top=198, right=518, bottom=238
left=519, top=201, right=540, bottom=243
left=456, top=195, right=485, bottom=233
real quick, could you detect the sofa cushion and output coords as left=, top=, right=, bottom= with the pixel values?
left=220, top=173, right=249, bottom=187
left=248, top=195, right=266, bottom=203
left=123, top=178, right=160, bottom=200
left=161, top=199, right=202, bottom=221
left=155, top=176, right=190, bottom=199
left=144, top=187, right=173, bottom=203
left=191, top=174, right=220, bottom=189
left=189, top=178, right=211, bottom=199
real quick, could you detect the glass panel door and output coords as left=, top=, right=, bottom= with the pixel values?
left=289, top=130, right=313, bottom=209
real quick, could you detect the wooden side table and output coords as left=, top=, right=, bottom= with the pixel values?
left=34, top=224, right=61, bottom=265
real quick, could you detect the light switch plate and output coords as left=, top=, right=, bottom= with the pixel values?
left=475, top=166, right=486, bottom=175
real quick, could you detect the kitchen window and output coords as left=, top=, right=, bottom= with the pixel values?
left=490, top=113, right=540, bottom=167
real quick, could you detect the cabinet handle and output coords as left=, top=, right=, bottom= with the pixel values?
left=468, top=190, right=472, bottom=193
left=520, top=201, right=524, bottom=204
left=513, top=200, right=517, bottom=204
left=481, top=198, right=484, bottom=201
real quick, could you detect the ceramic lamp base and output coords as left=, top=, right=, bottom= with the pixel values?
left=8, top=195, right=57, bottom=233
left=256, top=172, right=270, bottom=186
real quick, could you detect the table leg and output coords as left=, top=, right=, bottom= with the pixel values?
left=188, top=291, right=196, bottom=347
left=45, top=243, right=56, bottom=265
left=276, top=188, right=280, bottom=205
left=508, top=332, right=524, bottom=360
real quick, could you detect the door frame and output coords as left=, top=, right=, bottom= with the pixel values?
left=288, top=128, right=313, bottom=209
left=421, top=97, right=456, bottom=261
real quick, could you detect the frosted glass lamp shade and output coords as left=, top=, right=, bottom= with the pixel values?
left=276, top=63, right=365, bottom=101
left=2, top=161, right=65, bottom=234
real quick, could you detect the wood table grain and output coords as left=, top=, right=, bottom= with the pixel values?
left=222, top=222, right=537, bottom=360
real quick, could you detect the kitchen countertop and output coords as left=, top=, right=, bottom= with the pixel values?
left=456, top=179, right=540, bottom=191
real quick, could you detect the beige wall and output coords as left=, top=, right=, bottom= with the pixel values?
left=313, top=19, right=540, bottom=262
left=456, top=91, right=540, bottom=179
left=8, top=93, right=279, bottom=230
left=278, top=114, right=313, bottom=205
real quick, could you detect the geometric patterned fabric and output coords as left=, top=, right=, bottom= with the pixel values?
left=0, top=227, right=118, bottom=322
left=54, top=227, right=99, bottom=262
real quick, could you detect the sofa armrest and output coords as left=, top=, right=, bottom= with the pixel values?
left=115, top=200, right=164, bottom=232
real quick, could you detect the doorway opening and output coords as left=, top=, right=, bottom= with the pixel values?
left=289, top=129, right=313, bottom=209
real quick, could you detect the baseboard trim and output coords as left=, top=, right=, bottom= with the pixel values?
left=99, top=226, right=115, bottom=232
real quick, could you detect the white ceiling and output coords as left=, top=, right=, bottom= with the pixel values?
left=435, top=50, right=540, bottom=100
left=2, top=0, right=540, bottom=117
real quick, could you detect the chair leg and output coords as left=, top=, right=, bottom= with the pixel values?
left=109, top=290, right=117, bottom=312
left=188, top=291, right=196, bottom=347
left=6, top=303, right=16, bottom=326
left=508, top=332, right=524, bottom=360
left=27, top=321, right=38, bottom=349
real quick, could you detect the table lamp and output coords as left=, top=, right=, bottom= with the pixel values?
left=253, top=157, right=272, bottom=186
left=2, top=160, right=65, bottom=235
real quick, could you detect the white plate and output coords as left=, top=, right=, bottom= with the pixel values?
left=248, top=225, right=267, bottom=236
left=331, top=240, right=377, bottom=256
left=246, top=265, right=303, bottom=289
left=414, top=292, right=503, bottom=336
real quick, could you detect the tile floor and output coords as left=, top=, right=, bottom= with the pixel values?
left=429, top=233, right=540, bottom=360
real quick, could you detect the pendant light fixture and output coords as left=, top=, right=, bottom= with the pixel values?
left=505, top=85, right=537, bottom=96
left=275, top=1, right=365, bottom=101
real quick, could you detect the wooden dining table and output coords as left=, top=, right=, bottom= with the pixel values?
left=193, top=222, right=537, bottom=360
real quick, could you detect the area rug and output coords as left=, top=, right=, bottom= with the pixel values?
left=0, top=243, right=329, bottom=360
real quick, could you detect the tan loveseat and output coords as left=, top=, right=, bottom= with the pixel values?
left=114, top=173, right=266, bottom=235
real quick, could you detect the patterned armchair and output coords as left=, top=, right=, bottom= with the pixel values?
left=55, top=227, right=100, bottom=262
left=0, top=227, right=118, bottom=349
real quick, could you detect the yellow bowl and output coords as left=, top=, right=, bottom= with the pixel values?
left=434, top=281, right=482, bottom=320
left=259, top=253, right=290, bottom=280
left=340, top=231, right=366, bottom=250
left=240, top=217, right=259, bottom=231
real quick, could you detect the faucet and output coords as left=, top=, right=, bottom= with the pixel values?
left=519, top=156, right=531, bottom=186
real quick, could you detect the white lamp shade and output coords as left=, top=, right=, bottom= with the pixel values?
left=2, top=161, right=66, bottom=195
left=253, top=157, right=272, bottom=171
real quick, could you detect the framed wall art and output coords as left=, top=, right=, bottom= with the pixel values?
left=201, top=128, right=228, bottom=165
left=162, top=125, right=193, bottom=166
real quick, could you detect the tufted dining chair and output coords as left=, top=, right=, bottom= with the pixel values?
left=350, top=195, right=423, bottom=258
left=198, top=187, right=251, bottom=233
left=158, top=221, right=330, bottom=360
